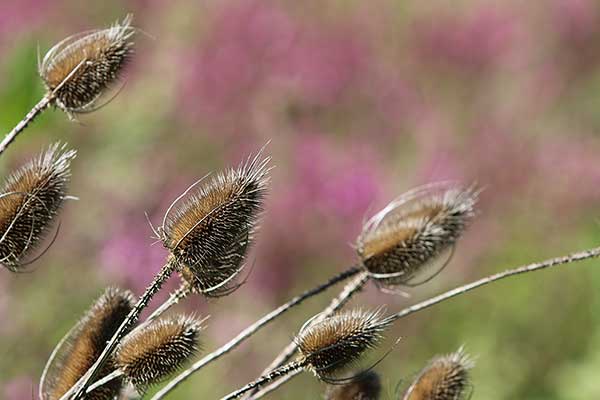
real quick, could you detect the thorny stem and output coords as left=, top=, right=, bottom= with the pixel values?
left=0, top=95, right=52, bottom=156
left=143, top=283, right=192, bottom=326
left=248, top=272, right=370, bottom=400
left=250, top=245, right=600, bottom=399
left=219, top=360, right=306, bottom=400
left=61, top=259, right=177, bottom=400
left=151, top=266, right=364, bottom=400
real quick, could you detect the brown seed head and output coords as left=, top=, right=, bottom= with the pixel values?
left=402, top=347, right=474, bottom=400
left=115, top=315, right=203, bottom=389
left=162, top=151, right=270, bottom=297
left=0, top=143, right=76, bottom=271
left=357, top=183, right=478, bottom=288
left=39, top=15, right=135, bottom=113
left=40, top=287, right=135, bottom=400
left=295, top=309, right=389, bottom=380
left=325, top=371, right=382, bottom=400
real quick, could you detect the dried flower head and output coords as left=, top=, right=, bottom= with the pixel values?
left=402, top=347, right=475, bottom=400
left=295, top=309, right=389, bottom=381
left=115, top=315, right=203, bottom=389
left=0, top=143, right=76, bottom=271
left=39, top=15, right=135, bottom=114
left=160, top=151, right=270, bottom=297
left=40, top=287, right=135, bottom=400
left=357, top=183, right=478, bottom=288
left=325, top=371, right=382, bottom=400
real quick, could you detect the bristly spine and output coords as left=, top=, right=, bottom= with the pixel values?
left=39, top=15, right=135, bottom=115
left=115, top=315, right=204, bottom=389
left=160, top=149, right=271, bottom=297
left=295, top=308, right=390, bottom=382
left=357, top=183, right=478, bottom=288
left=39, top=287, right=135, bottom=400
left=402, top=347, right=475, bottom=400
left=0, top=142, right=76, bottom=271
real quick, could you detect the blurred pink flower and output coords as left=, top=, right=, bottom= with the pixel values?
left=3, top=376, right=36, bottom=400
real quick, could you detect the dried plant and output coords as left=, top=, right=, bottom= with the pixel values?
left=402, top=348, right=474, bottom=400
left=325, top=371, right=381, bottom=400
left=115, top=315, right=204, bottom=389
left=39, top=287, right=134, bottom=400
left=0, top=143, right=76, bottom=271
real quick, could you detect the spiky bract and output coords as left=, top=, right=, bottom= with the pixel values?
left=325, top=370, right=382, bottom=400
left=402, top=348, right=474, bottom=400
left=39, top=15, right=135, bottom=113
left=357, top=183, right=478, bottom=288
left=115, top=315, right=203, bottom=389
left=162, top=151, right=270, bottom=297
left=295, top=309, right=389, bottom=380
left=39, top=287, right=135, bottom=400
left=0, top=143, right=75, bottom=271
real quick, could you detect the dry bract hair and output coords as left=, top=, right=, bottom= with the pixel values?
left=357, top=183, right=478, bottom=288
left=0, top=143, right=76, bottom=271
left=325, top=370, right=382, bottom=400
left=160, top=150, right=271, bottom=297
left=39, top=287, right=135, bottom=400
left=295, top=308, right=389, bottom=381
left=115, top=315, right=203, bottom=389
left=39, top=15, right=135, bottom=114
left=402, top=347, right=475, bottom=400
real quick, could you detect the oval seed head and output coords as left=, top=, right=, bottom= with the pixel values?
left=402, top=347, right=475, bottom=400
left=39, top=15, right=135, bottom=113
left=295, top=309, right=389, bottom=380
left=0, top=143, right=76, bottom=271
left=357, top=183, right=478, bottom=288
left=162, top=151, right=270, bottom=297
left=40, top=287, right=135, bottom=400
left=115, top=315, right=203, bottom=389
left=325, top=370, right=382, bottom=400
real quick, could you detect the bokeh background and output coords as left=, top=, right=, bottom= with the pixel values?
left=2, top=0, right=600, bottom=399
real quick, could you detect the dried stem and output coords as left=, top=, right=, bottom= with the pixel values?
left=60, top=258, right=177, bottom=400
left=151, top=266, right=364, bottom=400
left=0, top=95, right=52, bottom=156
left=250, top=245, right=600, bottom=399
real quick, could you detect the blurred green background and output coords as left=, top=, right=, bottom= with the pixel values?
left=2, top=0, right=600, bottom=399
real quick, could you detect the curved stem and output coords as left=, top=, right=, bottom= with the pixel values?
left=61, top=259, right=177, bottom=400
left=0, top=95, right=52, bottom=156
left=85, top=370, right=123, bottom=395
left=251, top=245, right=600, bottom=399
left=151, top=266, right=363, bottom=400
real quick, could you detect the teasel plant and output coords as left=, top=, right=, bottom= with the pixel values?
left=0, top=15, right=136, bottom=156
left=324, top=370, right=382, bottom=400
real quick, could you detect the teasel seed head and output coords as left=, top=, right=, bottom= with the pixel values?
left=356, top=183, right=478, bottom=288
left=295, top=309, right=390, bottom=381
left=39, top=15, right=135, bottom=114
left=0, top=143, right=76, bottom=271
left=325, top=371, right=382, bottom=400
left=40, top=287, right=135, bottom=400
left=115, top=315, right=204, bottom=389
left=161, top=150, right=271, bottom=297
left=402, top=347, right=475, bottom=400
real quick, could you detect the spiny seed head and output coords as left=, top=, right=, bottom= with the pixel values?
left=0, top=143, right=76, bottom=271
left=325, top=371, right=382, bottom=400
left=40, top=287, right=135, bottom=400
left=115, top=315, right=203, bottom=389
left=161, top=151, right=270, bottom=297
left=39, top=15, right=135, bottom=113
left=357, top=183, right=478, bottom=288
left=402, top=347, right=475, bottom=400
left=295, top=309, right=389, bottom=380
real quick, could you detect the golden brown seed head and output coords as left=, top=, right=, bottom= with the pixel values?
left=0, top=143, right=76, bottom=271
left=162, top=151, right=270, bottom=297
left=295, top=309, right=389, bottom=380
left=39, top=287, right=135, bottom=400
left=115, top=315, right=203, bottom=389
left=402, top=348, right=474, bottom=400
left=39, top=15, right=135, bottom=113
left=325, top=371, right=382, bottom=400
left=357, top=183, right=478, bottom=288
